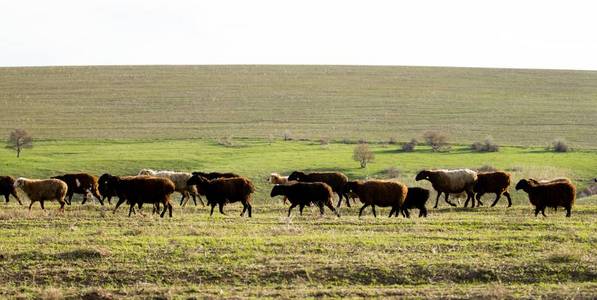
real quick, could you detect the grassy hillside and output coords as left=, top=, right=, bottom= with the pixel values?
left=1, top=65, right=596, bottom=147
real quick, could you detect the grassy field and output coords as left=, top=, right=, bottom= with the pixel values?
left=1, top=65, right=596, bottom=148
left=0, top=139, right=596, bottom=298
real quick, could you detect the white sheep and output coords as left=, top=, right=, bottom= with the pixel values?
left=14, top=178, right=68, bottom=211
left=415, top=169, right=478, bottom=208
left=138, top=169, right=204, bottom=206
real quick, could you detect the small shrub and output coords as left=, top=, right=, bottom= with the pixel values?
left=388, top=137, right=397, bottom=145
left=353, top=143, right=375, bottom=168
left=319, top=137, right=330, bottom=146
left=283, top=130, right=293, bottom=141
left=402, top=138, right=417, bottom=152
left=477, top=165, right=497, bottom=173
left=357, top=138, right=368, bottom=144
left=383, top=167, right=401, bottom=178
left=549, top=138, right=570, bottom=152
left=423, top=131, right=450, bottom=152
left=471, top=136, right=499, bottom=152
left=217, top=135, right=234, bottom=147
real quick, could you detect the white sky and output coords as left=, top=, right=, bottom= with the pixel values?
left=1, top=0, right=596, bottom=70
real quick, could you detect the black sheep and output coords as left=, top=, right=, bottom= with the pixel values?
left=0, top=176, right=21, bottom=205
left=399, top=187, right=430, bottom=218
left=288, top=171, right=351, bottom=208
left=270, top=182, right=340, bottom=217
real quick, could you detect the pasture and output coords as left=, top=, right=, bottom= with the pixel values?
left=1, top=65, right=596, bottom=147
left=0, top=139, right=596, bottom=298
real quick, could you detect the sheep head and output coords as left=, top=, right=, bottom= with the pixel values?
left=415, top=170, right=431, bottom=181
left=187, top=174, right=209, bottom=187
left=13, top=177, right=27, bottom=189
left=270, top=185, right=284, bottom=198
left=287, top=171, right=305, bottom=181
left=515, top=179, right=532, bottom=191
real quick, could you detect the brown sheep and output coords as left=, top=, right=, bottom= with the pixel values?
left=400, top=187, right=430, bottom=218
left=0, top=176, right=21, bottom=205
left=515, top=178, right=575, bottom=217
left=187, top=174, right=255, bottom=217
left=472, top=171, right=512, bottom=207
left=270, top=182, right=340, bottom=217
left=103, top=174, right=176, bottom=217
left=51, top=173, right=103, bottom=205
left=415, top=169, right=477, bottom=208
left=344, top=180, right=408, bottom=218
left=13, top=178, right=68, bottom=211
left=288, top=171, right=351, bottom=208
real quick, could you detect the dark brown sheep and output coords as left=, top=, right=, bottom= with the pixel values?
left=98, top=173, right=122, bottom=205
left=0, top=176, right=21, bottom=205
left=344, top=180, right=408, bottom=218
left=270, top=182, right=340, bottom=217
left=288, top=171, right=351, bottom=208
left=103, top=174, right=176, bottom=217
left=400, top=187, right=430, bottom=218
left=472, top=171, right=512, bottom=207
left=51, top=173, right=103, bottom=205
left=515, top=178, right=576, bottom=217
left=14, top=178, right=68, bottom=212
left=187, top=175, right=255, bottom=217
left=191, top=171, right=240, bottom=180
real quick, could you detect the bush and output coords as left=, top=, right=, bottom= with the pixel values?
left=471, top=136, right=499, bottom=152
left=383, top=167, right=401, bottom=178
left=549, top=138, right=570, bottom=152
left=477, top=165, right=497, bottom=173
left=388, top=137, right=398, bottom=145
left=402, top=138, right=417, bottom=152
left=423, top=131, right=450, bottom=152
left=353, top=143, right=375, bottom=168
left=319, top=137, right=330, bottom=146
left=217, top=135, right=234, bottom=147
left=283, top=130, right=293, bottom=141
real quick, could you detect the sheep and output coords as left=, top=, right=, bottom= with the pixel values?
left=268, top=173, right=298, bottom=204
left=102, top=174, right=176, bottom=217
left=187, top=174, right=255, bottom=217
left=400, top=187, right=430, bottom=218
left=415, top=169, right=478, bottom=208
left=344, top=180, right=408, bottom=218
left=472, top=171, right=512, bottom=207
left=270, top=182, right=340, bottom=217
left=191, top=171, right=240, bottom=180
left=51, top=173, right=103, bottom=206
left=98, top=173, right=121, bottom=205
left=0, top=176, right=21, bottom=205
left=528, top=178, right=574, bottom=212
left=515, top=178, right=575, bottom=217
left=288, top=171, right=351, bottom=208
left=13, top=178, right=68, bottom=211
left=138, top=169, right=204, bottom=207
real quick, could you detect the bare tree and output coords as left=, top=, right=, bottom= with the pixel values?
left=7, top=129, right=33, bottom=158
left=423, top=131, right=450, bottom=152
left=353, top=143, right=375, bottom=168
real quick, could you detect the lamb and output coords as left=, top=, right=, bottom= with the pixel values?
left=270, top=182, right=340, bottom=217
left=0, top=176, right=21, bottom=205
left=138, top=169, right=203, bottom=207
left=415, top=169, right=477, bottom=208
left=13, top=178, right=68, bottom=211
left=344, top=180, right=408, bottom=218
left=515, top=178, right=575, bottom=217
left=473, top=171, right=512, bottom=207
left=187, top=174, right=255, bottom=217
left=288, top=171, right=351, bottom=208
left=400, top=187, right=430, bottom=218
left=102, top=174, right=176, bottom=217
left=51, top=173, right=103, bottom=205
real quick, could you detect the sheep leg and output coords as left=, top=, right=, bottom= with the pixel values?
left=66, top=193, right=73, bottom=205
left=490, top=193, right=502, bottom=207
left=299, top=204, right=305, bottom=215
left=444, top=193, right=457, bottom=207
left=534, top=207, right=541, bottom=217
left=403, top=208, right=411, bottom=218
left=40, top=200, right=45, bottom=210
left=541, top=208, right=547, bottom=217
left=565, top=206, right=571, bottom=218
left=318, top=203, right=325, bottom=215
left=371, top=205, right=377, bottom=217
left=113, top=198, right=126, bottom=214
left=160, top=202, right=168, bottom=218
left=82, top=194, right=88, bottom=205
left=190, top=194, right=199, bottom=206
left=209, top=203, right=216, bottom=216
left=503, top=192, right=512, bottom=207
left=218, top=202, right=226, bottom=215
left=247, top=202, right=252, bottom=217
left=240, top=202, right=248, bottom=217
left=341, top=192, right=351, bottom=208
left=3, top=194, right=8, bottom=203
left=433, top=192, right=442, bottom=208
left=179, top=194, right=186, bottom=206
left=325, top=201, right=340, bottom=217
left=389, top=207, right=396, bottom=218
left=358, top=204, right=369, bottom=217
left=287, top=203, right=297, bottom=217
left=59, top=201, right=65, bottom=213
left=336, top=194, right=343, bottom=208
left=29, top=201, right=35, bottom=210
left=419, top=207, right=427, bottom=217
left=128, top=204, right=135, bottom=217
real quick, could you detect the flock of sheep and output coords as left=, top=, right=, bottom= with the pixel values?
left=0, top=167, right=578, bottom=218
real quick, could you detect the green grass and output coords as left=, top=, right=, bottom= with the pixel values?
left=1, top=65, right=596, bottom=147
left=0, top=139, right=596, bottom=298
